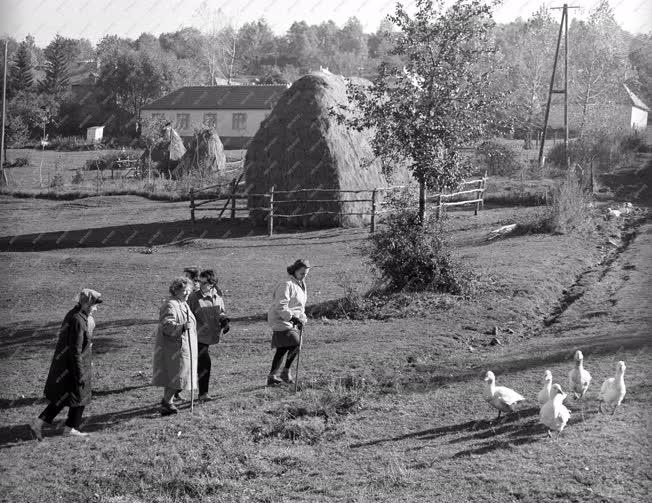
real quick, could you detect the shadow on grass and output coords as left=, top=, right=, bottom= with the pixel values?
left=0, top=218, right=368, bottom=252
left=0, top=403, right=161, bottom=448
left=351, top=407, right=540, bottom=450
left=400, top=331, right=650, bottom=394
left=0, top=385, right=149, bottom=411
left=0, top=318, right=157, bottom=353
left=0, top=219, right=266, bottom=251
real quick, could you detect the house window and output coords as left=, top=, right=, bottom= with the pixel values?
left=204, top=113, right=217, bottom=128
left=175, top=113, right=190, bottom=131
left=232, top=113, right=247, bottom=130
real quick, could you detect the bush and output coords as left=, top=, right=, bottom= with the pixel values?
left=71, top=169, right=84, bottom=185
left=548, top=175, right=595, bottom=235
left=367, top=188, right=472, bottom=294
left=620, top=133, right=649, bottom=154
left=476, top=140, right=522, bottom=176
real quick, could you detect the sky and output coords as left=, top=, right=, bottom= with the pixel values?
left=0, top=0, right=650, bottom=47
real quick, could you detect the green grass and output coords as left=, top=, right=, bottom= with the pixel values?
left=0, top=195, right=649, bottom=502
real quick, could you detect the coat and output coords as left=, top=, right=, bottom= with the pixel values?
left=43, top=305, right=94, bottom=407
left=187, top=288, right=227, bottom=345
left=268, top=275, right=307, bottom=346
left=151, top=298, right=198, bottom=391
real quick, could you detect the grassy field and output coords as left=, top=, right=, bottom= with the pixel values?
left=0, top=190, right=649, bottom=502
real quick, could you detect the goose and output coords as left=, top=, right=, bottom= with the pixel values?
left=599, top=361, right=626, bottom=415
left=483, top=371, right=525, bottom=420
left=568, top=350, right=592, bottom=419
left=537, top=370, right=553, bottom=405
left=539, top=383, right=571, bottom=438
left=606, top=207, right=622, bottom=219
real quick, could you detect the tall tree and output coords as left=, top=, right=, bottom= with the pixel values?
left=11, top=39, right=35, bottom=95
left=628, top=33, right=652, bottom=108
left=40, top=35, right=71, bottom=95
left=238, top=19, right=277, bottom=74
left=284, top=21, right=319, bottom=72
left=497, top=8, right=557, bottom=147
left=570, top=1, right=633, bottom=136
left=335, top=0, right=502, bottom=222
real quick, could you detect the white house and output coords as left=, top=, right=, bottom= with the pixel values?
left=140, top=85, right=289, bottom=149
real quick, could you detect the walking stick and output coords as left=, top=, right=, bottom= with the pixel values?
left=294, top=326, right=303, bottom=393
left=183, top=305, right=194, bottom=414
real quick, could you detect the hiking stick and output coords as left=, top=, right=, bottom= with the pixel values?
left=183, top=304, right=194, bottom=413
left=294, top=326, right=303, bottom=393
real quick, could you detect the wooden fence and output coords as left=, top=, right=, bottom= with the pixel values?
left=189, top=175, right=488, bottom=236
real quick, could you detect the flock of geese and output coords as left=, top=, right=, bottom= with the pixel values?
left=483, top=350, right=627, bottom=438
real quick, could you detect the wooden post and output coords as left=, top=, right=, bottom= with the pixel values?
left=0, top=40, right=7, bottom=186
left=474, top=182, right=480, bottom=216
left=268, top=185, right=275, bottom=237
left=481, top=173, right=487, bottom=210
left=231, top=194, right=236, bottom=220
left=436, top=193, right=442, bottom=221
left=190, top=188, right=195, bottom=224
left=370, top=188, right=377, bottom=233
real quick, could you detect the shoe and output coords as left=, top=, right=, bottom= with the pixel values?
left=280, top=368, right=294, bottom=384
left=267, top=375, right=283, bottom=386
left=29, top=418, right=44, bottom=441
left=63, top=426, right=89, bottom=438
left=173, top=392, right=182, bottom=402
left=198, top=393, right=213, bottom=402
left=160, top=400, right=179, bottom=416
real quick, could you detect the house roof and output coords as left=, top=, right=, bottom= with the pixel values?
left=623, top=84, right=649, bottom=112
left=142, top=85, right=289, bottom=111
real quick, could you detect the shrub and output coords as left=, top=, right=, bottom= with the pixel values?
left=85, top=151, right=141, bottom=172
left=547, top=175, right=594, bottom=235
left=620, top=133, right=649, bottom=154
left=49, top=173, right=64, bottom=189
left=476, top=140, right=522, bottom=176
left=367, top=187, right=472, bottom=294
left=71, top=169, right=84, bottom=185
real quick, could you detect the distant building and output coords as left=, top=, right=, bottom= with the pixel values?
left=140, top=85, right=289, bottom=149
left=548, top=84, right=649, bottom=133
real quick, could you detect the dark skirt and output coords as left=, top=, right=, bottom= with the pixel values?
left=271, top=328, right=301, bottom=349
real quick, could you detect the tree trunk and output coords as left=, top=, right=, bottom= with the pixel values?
left=418, top=179, right=426, bottom=224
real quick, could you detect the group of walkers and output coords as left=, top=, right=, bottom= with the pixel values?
left=28, top=259, right=311, bottom=440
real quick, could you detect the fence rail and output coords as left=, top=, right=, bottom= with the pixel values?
left=189, top=174, right=488, bottom=236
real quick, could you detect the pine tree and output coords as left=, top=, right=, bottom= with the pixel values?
left=40, top=35, right=71, bottom=95
left=11, top=41, right=34, bottom=93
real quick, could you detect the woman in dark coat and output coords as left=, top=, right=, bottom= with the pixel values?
left=29, top=289, right=103, bottom=440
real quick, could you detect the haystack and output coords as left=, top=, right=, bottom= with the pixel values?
left=246, top=72, right=389, bottom=228
left=141, top=126, right=186, bottom=177
left=173, top=128, right=226, bottom=179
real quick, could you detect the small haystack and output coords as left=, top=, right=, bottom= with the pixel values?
left=141, top=126, right=186, bottom=177
left=173, top=128, right=226, bottom=179
left=245, top=72, right=389, bottom=228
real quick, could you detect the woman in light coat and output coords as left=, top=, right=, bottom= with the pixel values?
left=267, top=259, right=310, bottom=386
left=152, top=277, right=198, bottom=415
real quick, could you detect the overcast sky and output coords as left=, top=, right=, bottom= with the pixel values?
left=1, top=0, right=650, bottom=47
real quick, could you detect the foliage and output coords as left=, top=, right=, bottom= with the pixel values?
left=10, top=40, right=35, bottom=95
left=570, top=1, right=634, bottom=136
left=39, top=35, right=72, bottom=95
left=85, top=151, right=141, bottom=171
left=547, top=175, right=595, bottom=235
left=366, top=187, right=473, bottom=294
left=334, top=0, right=503, bottom=195
left=476, top=140, right=522, bottom=176
left=71, top=169, right=84, bottom=185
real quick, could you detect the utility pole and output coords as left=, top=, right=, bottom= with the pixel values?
left=538, top=4, right=580, bottom=172
left=1, top=40, right=8, bottom=186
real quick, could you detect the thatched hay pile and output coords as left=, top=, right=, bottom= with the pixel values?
left=141, top=126, right=186, bottom=177
left=245, top=71, right=389, bottom=228
left=173, top=128, right=226, bottom=179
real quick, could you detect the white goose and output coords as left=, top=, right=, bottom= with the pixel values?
left=539, top=383, right=571, bottom=438
left=537, top=370, right=553, bottom=405
left=483, top=371, right=525, bottom=420
left=599, top=361, right=627, bottom=415
left=568, top=350, right=592, bottom=419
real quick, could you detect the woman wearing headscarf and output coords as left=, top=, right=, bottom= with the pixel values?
left=267, top=259, right=310, bottom=386
left=29, top=288, right=103, bottom=440
left=152, top=277, right=198, bottom=415
left=187, top=269, right=230, bottom=401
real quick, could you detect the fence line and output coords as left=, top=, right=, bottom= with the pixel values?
left=189, top=175, right=488, bottom=236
